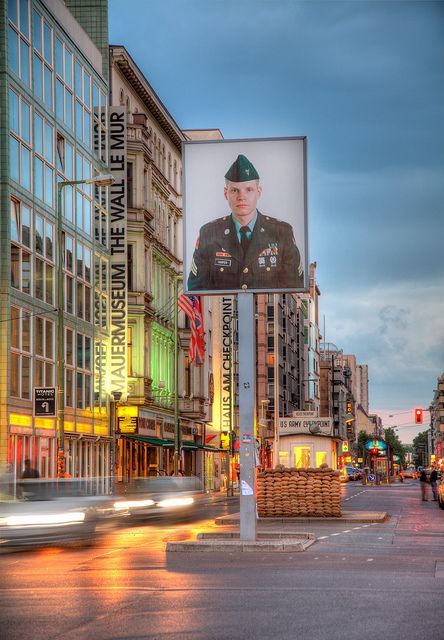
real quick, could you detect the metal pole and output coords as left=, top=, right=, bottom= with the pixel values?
left=238, top=292, right=256, bottom=541
left=173, top=275, right=180, bottom=475
left=273, top=294, right=279, bottom=467
left=57, top=183, right=65, bottom=476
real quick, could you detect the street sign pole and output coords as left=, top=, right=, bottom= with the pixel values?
left=238, top=292, right=256, bottom=541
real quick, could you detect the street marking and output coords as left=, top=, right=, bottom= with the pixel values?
left=318, top=536, right=328, bottom=540
left=352, top=527, right=361, bottom=530
left=367, top=558, right=374, bottom=562
left=435, top=562, right=444, bottom=579
left=342, top=530, right=352, bottom=533
left=330, top=533, right=340, bottom=536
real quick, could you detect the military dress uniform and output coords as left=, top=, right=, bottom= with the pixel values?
left=187, top=210, right=304, bottom=291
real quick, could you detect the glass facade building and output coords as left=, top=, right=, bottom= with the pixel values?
left=1, top=0, right=111, bottom=487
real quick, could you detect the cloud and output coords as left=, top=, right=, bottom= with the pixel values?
left=320, top=280, right=444, bottom=411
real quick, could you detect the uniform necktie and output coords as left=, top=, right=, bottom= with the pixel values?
left=240, top=226, right=250, bottom=254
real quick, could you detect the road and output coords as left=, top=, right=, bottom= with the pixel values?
left=1, top=480, right=444, bottom=640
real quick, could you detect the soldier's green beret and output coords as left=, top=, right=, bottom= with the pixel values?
left=225, top=155, right=259, bottom=182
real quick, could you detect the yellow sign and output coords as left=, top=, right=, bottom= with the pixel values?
left=9, top=413, right=32, bottom=427
left=342, top=442, right=349, bottom=453
left=117, top=406, right=138, bottom=434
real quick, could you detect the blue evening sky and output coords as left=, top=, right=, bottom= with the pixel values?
left=109, top=0, right=444, bottom=442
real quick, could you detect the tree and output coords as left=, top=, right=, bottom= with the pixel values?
left=412, top=430, right=429, bottom=467
left=383, top=427, right=407, bottom=467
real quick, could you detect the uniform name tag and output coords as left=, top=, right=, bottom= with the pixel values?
left=215, top=258, right=231, bottom=267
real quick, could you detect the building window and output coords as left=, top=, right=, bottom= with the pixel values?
left=76, top=242, right=92, bottom=322
left=94, top=179, right=108, bottom=248
left=75, top=152, right=92, bottom=233
left=94, top=255, right=108, bottom=331
left=9, top=87, right=31, bottom=191
left=34, top=212, right=54, bottom=304
left=127, top=244, right=134, bottom=291
left=10, top=198, right=32, bottom=294
left=75, top=332, right=92, bottom=410
left=32, top=9, right=53, bottom=109
left=34, top=314, right=54, bottom=388
left=8, top=0, right=30, bottom=86
left=10, top=306, right=31, bottom=399
left=34, top=112, right=54, bottom=207
left=54, top=35, right=73, bottom=130
left=74, top=59, right=92, bottom=147
left=92, top=82, right=107, bottom=162
left=127, top=325, right=133, bottom=376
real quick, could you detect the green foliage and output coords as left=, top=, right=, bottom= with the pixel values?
left=383, top=427, right=407, bottom=467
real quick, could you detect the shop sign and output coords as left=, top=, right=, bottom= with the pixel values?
left=138, top=410, right=156, bottom=436
left=221, top=297, right=234, bottom=431
left=278, top=417, right=332, bottom=437
left=291, top=410, right=318, bottom=418
left=117, top=405, right=138, bottom=434
left=33, top=387, right=56, bottom=417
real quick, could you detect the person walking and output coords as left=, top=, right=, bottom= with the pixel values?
left=430, top=468, right=439, bottom=501
left=419, top=469, right=429, bottom=501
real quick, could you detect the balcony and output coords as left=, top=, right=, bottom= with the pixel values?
left=127, top=376, right=150, bottom=402
left=179, top=396, right=207, bottom=419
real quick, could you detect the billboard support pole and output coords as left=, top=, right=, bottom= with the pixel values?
left=238, top=292, right=256, bottom=541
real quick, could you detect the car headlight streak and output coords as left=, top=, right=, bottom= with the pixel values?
left=113, top=499, right=155, bottom=511
left=157, top=497, right=194, bottom=508
left=3, top=512, right=86, bottom=527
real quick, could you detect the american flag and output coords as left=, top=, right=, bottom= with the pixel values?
left=178, top=294, right=205, bottom=364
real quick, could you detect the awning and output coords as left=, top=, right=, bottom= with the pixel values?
left=122, top=434, right=203, bottom=450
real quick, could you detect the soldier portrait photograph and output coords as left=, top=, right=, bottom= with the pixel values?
left=184, top=138, right=308, bottom=294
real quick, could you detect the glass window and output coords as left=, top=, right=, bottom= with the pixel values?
left=20, top=145, right=30, bottom=190
left=10, top=136, right=19, bottom=182
left=65, top=90, right=72, bottom=129
left=35, top=316, right=43, bottom=356
left=44, top=164, right=53, bottom=206
left=8, top=0, right=18, bottom=25
left=22, top=311, right=31, bottom=352
left=45, top=320, right=53, bottom=358
left=21, top=100, right=30, bottom=143
left=45, top=220, right=53, bottom=258
left=35, top=257, right=43, bottom=299
left=65, top=49, right=72, bottom=88
left=55, top=36, right=62, bottom=75
left=45, top=263, right=53, bottom=304
left=83, top=70, right=90, bottom=107
left=56, top=78, right=63, bottom=118
left=22, top=251, right=31, bottom=294
left=74, top=61, right=82, bottom=98
left=11, top=353, right=19, bottom=397
left=77, top=334, right=83, bottom=368
left=9, top=88, right=19, bottom=134
left=34, top=113, right=43, bottom=154
left=20, top=39, right=29, bottom=85
left=44, top=65, right=52, bottom=108
left=19, top=0, right=29, bottom=37
left=10, top=199, right=19, bottom=242
left=33, top=54, right=42, bottom=98
left=10, top=245, right=20, bottom=289
left=8, top=27, right=19, bottom=75
left=11, top=307, right=20, bottom=348
left=34, top=156, right=43, bottom=200
left=43, top=22, right=51, bottom=63
left=22, top=356, right=31, bottom=399
left=66, top=329, right=73, bottom=364
left=45, top=122, right=53, bottom=163
left=22, top=204, right=31, bottom=247
left=33, top=9, right=41, bottom=51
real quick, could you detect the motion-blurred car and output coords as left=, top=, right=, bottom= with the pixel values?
left=113, top=476, right=204, bottom=519
left=0, top=478, right=116, bottom=548
left=400, top=468, right=419, bottom=479
left=339, top=468, right=349, bottom=483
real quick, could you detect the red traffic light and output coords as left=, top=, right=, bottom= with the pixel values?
left=414, top=408, right=423, bottom=425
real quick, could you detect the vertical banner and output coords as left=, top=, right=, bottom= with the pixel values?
left=221, top=296, right=234, bottom=439
left=108, top=107, right=127, bottom=399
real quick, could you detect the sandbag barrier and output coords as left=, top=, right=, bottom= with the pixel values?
left=257, top=464, right=342, bottom=518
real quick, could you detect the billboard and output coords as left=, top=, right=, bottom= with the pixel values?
left=108, top=107, right=128, bottom=398
left=183, top=137, right=308, bottom=295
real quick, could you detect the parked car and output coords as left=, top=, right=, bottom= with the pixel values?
left=345, top=466, right=360, bottom=481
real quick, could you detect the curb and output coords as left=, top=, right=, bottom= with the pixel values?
left=214, top=511, right=388, bottom=525
left=166, top=532, right=316, bottom=553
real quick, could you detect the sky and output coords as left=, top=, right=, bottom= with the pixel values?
left=108, top=0, right=444, bottom=443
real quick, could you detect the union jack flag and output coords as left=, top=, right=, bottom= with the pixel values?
left=178, top=294, right=205, bottom=365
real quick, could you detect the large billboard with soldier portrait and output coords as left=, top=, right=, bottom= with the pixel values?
left=183, top=137, right=309, bottom=295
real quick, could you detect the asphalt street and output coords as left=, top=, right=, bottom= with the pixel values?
left=1, top=480, right=444, bottom=640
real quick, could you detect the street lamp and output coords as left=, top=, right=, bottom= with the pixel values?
left=56, top=174, right=115, bottom=477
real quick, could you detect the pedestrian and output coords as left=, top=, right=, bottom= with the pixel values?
left=419, top=469, right=429, bottom=501
left=21, top=458, right=40, bottom=479
left=430, top=468, right=439, bottom=501
left=187, top=154, right=304, bottom=291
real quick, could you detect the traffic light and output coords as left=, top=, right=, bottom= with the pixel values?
left=414, top=408, right=423, bottom=425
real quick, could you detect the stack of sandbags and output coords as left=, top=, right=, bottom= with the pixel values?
left=256, top=464, right=341, bottom=518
